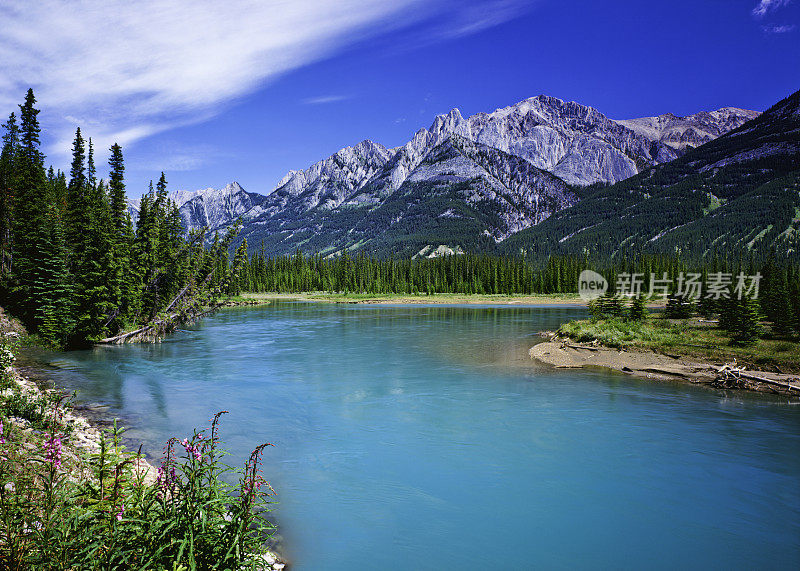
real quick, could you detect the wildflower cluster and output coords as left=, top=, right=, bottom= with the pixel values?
left=155, top=437, right=179, bottom=497
left=0, top=334, right=16, bottom=391
left=0, top=410, right=276, bottom=569
left=181, top=435, right=203, bottom=461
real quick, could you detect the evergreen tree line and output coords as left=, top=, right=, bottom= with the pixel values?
left=0, top=90, right=241, bottom=347
left=234, top=246, right=799, bottom=334
left=236, top=247, right=800, bottom=336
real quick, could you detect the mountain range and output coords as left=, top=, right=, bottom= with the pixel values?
left=504, top=89, right=800, bottom=259
left=126, top=93, right=793, bottom=259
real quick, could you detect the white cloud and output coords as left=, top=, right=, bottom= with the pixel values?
left=762, top=23, right=797, bottom=32
left=301, top=95, right=351, bottom=105
left=752, top=0, right=792, bottom=17
left=0, top=0, right=532, bottom=160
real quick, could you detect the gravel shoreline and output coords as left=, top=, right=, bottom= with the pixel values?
left=5, top=348, right=159, bottom=485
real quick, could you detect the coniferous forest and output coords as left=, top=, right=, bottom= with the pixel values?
left=0, top=90, right=243, bottom=347
left=232, top=248, right=800, bottom=335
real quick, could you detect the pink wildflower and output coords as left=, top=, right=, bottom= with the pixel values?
left=181, top=438, right=202, bottom=461
left=0, top=419, right=5, bottom=445
left=44, top=434, right=62, bottom=470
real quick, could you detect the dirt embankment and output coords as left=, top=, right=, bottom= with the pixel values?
left=530, top=338, right=800, bottom=396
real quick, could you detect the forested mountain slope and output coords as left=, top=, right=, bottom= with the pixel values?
left=502, top=89, right=800, bottom=260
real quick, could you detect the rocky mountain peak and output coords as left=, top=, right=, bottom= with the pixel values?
left=615, top=107, right=759, bottom=151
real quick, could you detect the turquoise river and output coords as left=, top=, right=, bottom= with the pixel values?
left=29, top=302, right=800, bottom=569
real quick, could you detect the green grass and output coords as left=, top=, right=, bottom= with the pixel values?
left=237, top=291, right=585, bottom=304
left=559, top=317, right=800, bottom=372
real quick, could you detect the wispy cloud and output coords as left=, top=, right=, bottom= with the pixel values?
left=301, top=95, right=351, bottom=105
left=0, top=0, right=532, bottom=161
left=437, top=0, right=530, bottom=39
left=762, top=23, right=796, bottom=32
left=130, top=141, right=230, bottom=173
left=752, top=0, right=791, bottom=17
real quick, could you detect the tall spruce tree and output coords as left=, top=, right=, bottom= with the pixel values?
left=10, top=89, right=50, bottom=322
left=87, top=137, right=96, bottom=191
left=0, top=113, right=18, bottom=277
left=106, top=143, right=136, bottom=327
left=66, top=127, right=87, bottom=256
left=108, top=143, right=127, bottom=233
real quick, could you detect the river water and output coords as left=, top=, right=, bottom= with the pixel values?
left=29, top=302, right=800, bottom=569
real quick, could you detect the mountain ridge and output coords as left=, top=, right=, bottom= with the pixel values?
left=126, top=94, right=761, bottom=257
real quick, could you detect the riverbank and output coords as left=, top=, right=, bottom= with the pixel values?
left=1, top=306, right=157, bottom=477
left=530, top=317, right=800, bottom=396
left=237, top=291, right=589, bottom=305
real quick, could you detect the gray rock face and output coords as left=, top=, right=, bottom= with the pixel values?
left=264, top=140, right=393, bottom=215
left=616, top=107, right=760, bottom=151
left=272, top=95, right=756, bottom=203
left=362, top=135, right=578, bottom=242
left=150, top=94, right=758, bottom=254
left=176, top=182, right=264, bottom=231
left=126, top=182, right=264, bottom=232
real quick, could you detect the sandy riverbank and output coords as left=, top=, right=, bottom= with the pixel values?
left=530, top=337, right=800, bottom=396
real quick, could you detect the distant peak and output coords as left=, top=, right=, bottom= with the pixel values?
left=486, top=94, right=575, bottom=120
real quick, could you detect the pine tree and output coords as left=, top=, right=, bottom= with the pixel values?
left=731, top=296, right=762, bottom=345
left=770, top=270, right=795, bottom=337
left=229, top=238, right=249, bottom=295
left=87, top=137, right=96, bottom=191
left=10, top=89, right=50, bottom=323
left=0, top=113, right=18, bottom=277
left=664, top=294, right=692, bottom=319
left=108, top=143, right=128, bottom=234
left=718, top=296, right=738, bottom=332
left=628, top=295, right=647, bottom=321
left=66, top=127, right=87, bottom=255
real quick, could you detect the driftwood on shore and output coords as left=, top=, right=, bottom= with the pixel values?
left=715, top=362, right=800, bottom=393
left=531, top=339, right=800, bottom=396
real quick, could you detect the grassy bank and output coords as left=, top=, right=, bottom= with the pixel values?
left=558, top=317, right=800, bottom=373
left=236, top=291, right=587, bottom=305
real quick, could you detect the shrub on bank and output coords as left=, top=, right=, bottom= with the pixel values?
left=559, top=318, right=688, bottom=349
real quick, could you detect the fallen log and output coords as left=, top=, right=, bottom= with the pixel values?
left=96, top=301, right=228, bottom=345
left=736, top=371, right=800, bottom=392
left=97, top=313, right=178, bottom=344
left=561, top=341, right=602, bottom=351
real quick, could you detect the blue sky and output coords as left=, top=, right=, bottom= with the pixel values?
left=1, top=0, right=798, bottom=198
